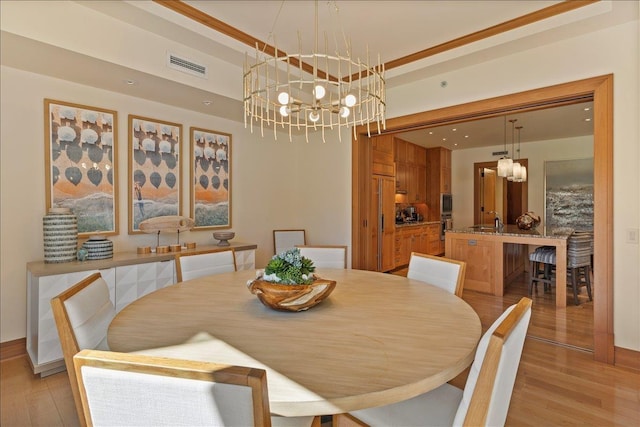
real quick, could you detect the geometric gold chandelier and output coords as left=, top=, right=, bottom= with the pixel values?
left=243, top=0, right=385, bottom=142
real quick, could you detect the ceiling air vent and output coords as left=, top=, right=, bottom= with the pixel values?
left=167, top=52, right=207, bottom=79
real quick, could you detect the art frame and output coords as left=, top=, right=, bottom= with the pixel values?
left=544, top=157, right=594, bottom=231
left=128, top=115, right=183, bottom=234
left=44, top=99, right=118, bottom=237
left=190, top=127, right=232, bottom=230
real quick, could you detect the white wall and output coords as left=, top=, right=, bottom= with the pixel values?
left=452, top=135, right=594, bottom=228
left=386, top=20, right=639, bottom=351
left=0, top=66, right=352, bottom=342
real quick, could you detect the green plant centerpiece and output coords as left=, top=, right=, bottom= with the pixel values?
left=247, top=248, right=336, bottom=312
left=263, top=248, right=316, bottom=284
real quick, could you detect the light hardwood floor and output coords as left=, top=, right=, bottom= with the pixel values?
left=2, top=273, right=638, bottom=426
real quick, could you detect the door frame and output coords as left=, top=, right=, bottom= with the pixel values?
left=352, top=75, right=614, bottom=363
left=473, top=159, right=529, bottom=225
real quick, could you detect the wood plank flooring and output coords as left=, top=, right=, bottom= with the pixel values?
left=2, top=271, right=637, bottom=426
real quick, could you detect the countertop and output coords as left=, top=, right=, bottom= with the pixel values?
left=26, top=242, right=257, bottom=276
left=395, top=220, right=441, bottom=229
left=447, top=224, right=574, bottom=239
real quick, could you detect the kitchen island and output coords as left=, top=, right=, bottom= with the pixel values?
left=445, top=225, right=572, bottom=308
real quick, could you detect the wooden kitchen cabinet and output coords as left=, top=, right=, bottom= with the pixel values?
left=396, top=162, right=408, bottom=194
left=425, top=223, right=441, bottom=255
left=370, top=175, right=396, bottom=272
left=426, top=147, right=452, bottom=220
left=395, top=222, right=441, bottom=267
left=371, top=134, right=395, bottom=177
left=397, top=142, right=427, bottom=203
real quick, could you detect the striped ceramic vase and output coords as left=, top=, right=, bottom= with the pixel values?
left=43, top=208, right=78, bottom=263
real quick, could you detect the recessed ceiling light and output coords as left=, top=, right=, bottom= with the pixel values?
left=584, top=107, right=591, bottom=111
left=124, top=79, right=137, bottom=85
left=428, top=131, right=433, bottom=135
left=464, top=135, right=469, bottom=138
left=584, top=118, right=592, bottom=122
left=442, top=138, right=447, bottom=141
left=454, top=143, right=458, bottom=146
left=452, top=128, right=457, bottom=132
left=202, top=100, right=213, bottom=106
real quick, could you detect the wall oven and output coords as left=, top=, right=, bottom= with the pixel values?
left=440, top=194, right=452, bottom=241
left=441, top=193, right=453, bottom=215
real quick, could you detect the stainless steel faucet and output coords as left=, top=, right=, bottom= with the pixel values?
left=488, top=211, right=503, bottom=229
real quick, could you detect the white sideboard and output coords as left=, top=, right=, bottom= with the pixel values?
left=26, top=243, right=256, bottom=376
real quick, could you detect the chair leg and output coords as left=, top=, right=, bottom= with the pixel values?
left=585, top=266, right=593, bottom=301
left=570, top=267, right=580, bottom=305
left=528, top=261, right=536, bottom=295
left=543, top=263, right=552, bottom=293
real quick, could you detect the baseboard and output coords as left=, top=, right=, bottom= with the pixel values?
left=615, top=346, right=640, bottom=371
left=0, top=338, right=26, bottom=361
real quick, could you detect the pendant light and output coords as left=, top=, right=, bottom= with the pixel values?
left=513, top=125, right=527, bottom=182
left=497, top=116, right=513, bottom=177
left=508, top=119, right=519, bottom=182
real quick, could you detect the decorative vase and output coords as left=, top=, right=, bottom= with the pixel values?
left=516, top=211, right=541, bottom=230
left=247, top=276, right=336, bottom=312
left=43, top=208, right=78, bottom=263
left=82, top=235, right=114, bottom=260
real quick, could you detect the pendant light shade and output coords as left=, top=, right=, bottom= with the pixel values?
left=497, top=157, right=513, bottom=177
left=497, top=116, right=513, bottom=177
left=513, top=125, right=527, bottom=183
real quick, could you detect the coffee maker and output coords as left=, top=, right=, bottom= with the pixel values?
left=404, top=206, right=417, bottom=222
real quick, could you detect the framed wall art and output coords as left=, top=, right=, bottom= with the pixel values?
left=44, top=99, right=118, bottom=236
left=190, top=127, right=231, bottom=229
left=128, top=115, right=182, bottom=234
left=544, top=157, right=594, bottom=231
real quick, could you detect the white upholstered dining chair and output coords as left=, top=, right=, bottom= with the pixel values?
left=175, top=248, right=236, bottom=283
left=50, top=272, right=116, bottom=427
left=73, top=349, right=320, bottom=427
left=297, top=245, right=348, bottom=269
left=273, top=229, right=306, bottom=255
left=334, top=297, right=532, bottom=427
left=407, top=252, right=467, bottom=297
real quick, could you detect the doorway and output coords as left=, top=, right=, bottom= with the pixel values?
left=473, top=160, right=529, bottom=226
left=351, top=75, right=614, bottom=364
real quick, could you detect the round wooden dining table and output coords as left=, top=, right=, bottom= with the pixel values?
left=108, top=268, right=481, bottom=417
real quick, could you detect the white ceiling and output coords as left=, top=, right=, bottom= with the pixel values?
left=1, top=0, right=628, bottom=148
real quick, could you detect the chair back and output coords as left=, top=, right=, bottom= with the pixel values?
left=407, top=252, right=466, bottom=297
left=297, top=245, right=347, bottom=269
left=273, top=229, right=306, bottom=255
left=50, top=272, right=116, bottom=427
left=73, top=349, right=272, bottom=427
left=454, top=297, right=532, bottom=426
left=567, top=231, right=593, bottom=268
left=176, top=249, right=236, bottom=283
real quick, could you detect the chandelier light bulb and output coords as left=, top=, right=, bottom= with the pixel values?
left=309, top=110, right=320, bottom=122
left=313, top=85, right=326, bottom=100
left=279, top=105, right=290, bottom=117
left=344, top=94, right=357, bottom=107
left=339, top=106, right=350, bottom=118
left=277, top=92, right=289, bottom=105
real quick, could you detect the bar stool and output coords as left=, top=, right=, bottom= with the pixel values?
left=528, top=232, right=594, bottom=305
left=567, top=231, right=593, bottom=305
left=528, top=246, right=555, bottom=294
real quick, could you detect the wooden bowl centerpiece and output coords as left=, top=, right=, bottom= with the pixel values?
left=247, top=248, right=336, bottom=312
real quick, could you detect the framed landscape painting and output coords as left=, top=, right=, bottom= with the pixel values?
left=544, top=157, right=594, bottom=231
left=190, top=127, right=231, bottom=229
left=44, top=99, right=118, bottom=236
left=128, top=115, right=182, bottom=234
